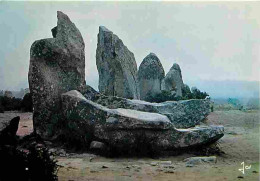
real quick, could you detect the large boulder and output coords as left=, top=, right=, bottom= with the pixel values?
left=138, top=53, right=165, bottom=100
left=84, top=87, right=210, bottom=128
left=162, top=63, right=184, bottom=97
left=61, top=90, right=224, bottom=152
left=122, top=99, right=210, bottom=128
left=96, top=26, right=140, bottom=99
left=28, top=11, right=86, bottom=138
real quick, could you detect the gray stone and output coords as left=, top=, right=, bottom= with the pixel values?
left=90, top=141, right=106, bottom=150
left=150, top=162, right=158, bottom=166
left=91, top=91, right=210, bottom=128
left=160, top=161, right=172, bottom=166
left=96, top=26, right=140, bottom=99
left=61, top=90, right=224, bottom=151
left=162, top=63, right=184, bottom=97
left=61, top=90, right=172, bottom=131
left=184, top=156, right=217, bottom=167
left=138, top=53, right=165, bottom=100
left=28, top=11, right=86, bottom=138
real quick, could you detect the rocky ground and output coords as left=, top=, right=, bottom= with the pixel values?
left=0, top=110, right=259, bottom=181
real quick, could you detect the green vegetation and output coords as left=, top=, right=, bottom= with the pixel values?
left=0, top=133, right=58, bottom=181
left=21, top=93, right=33, bottom=112
left=146, top=90, right=182, bottom=103
left=0, top=96, right=22, bottom=111
left=0, top=93, right=33, bottom=112
left=146, top=85, right=209, bottom=103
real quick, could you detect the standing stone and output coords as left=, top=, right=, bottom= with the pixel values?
left=162, top=63, right=184, bottom=97
left=28, top=11, right=86, bottom=138
left=138, top=53, right=165, bottom=100
left=96, top=26, right=140, bottom=99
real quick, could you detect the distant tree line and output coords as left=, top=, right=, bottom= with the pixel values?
left=0, top=93, right=33, bottom=113
left=146, top=85, right=209, bottom=103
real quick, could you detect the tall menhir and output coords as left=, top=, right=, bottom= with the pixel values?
left=28, top=11, right=86, bottom=138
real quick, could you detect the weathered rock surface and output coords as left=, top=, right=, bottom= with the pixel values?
left=124, top=99, right=211, bottom=128
left=90, top=141, right=106, bottom=150
left=85, top=87, right=210, bottom=128
left=61, top=90, right=224, bottom=151
left=138, top=53, right=165, bottom=100
left=28, top=11, right=86, bottom=137
left=96, top=26, right=140, bottom=99
left=89, top=141, right=107, bottom=155
left=162, top=63, right=184, bottom=97
left=27, top=12, right=224, bottom=155
left=184, top=156, right=217, bottom=167
left=62, top=90, right=172, bottom=131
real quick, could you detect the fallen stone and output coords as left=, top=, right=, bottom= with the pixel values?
left=61, top=90, right=172, bottom=131
left=150, top=162, right=158, bottom=166
left=28, top=11, right=86, bottom=138
left=184, top=156, right=217, bottom=167
left=93, top=92, right=210, bottom=128
left=160, top=161, right=172, bottom=166
left=89, top=141, right=107, bottom=155
left=162, top=63, right=184, bottom=97
left=186, top=164, right=193, bottom=167
left=90, top=141, right=106, bottom=150
left=61, top=90, right=224, bottom=152
left=138, top=53, right=165, bottom=100
left=96, top=26, right=140, bottom=99
left=59, top=149, right=67, bottom=157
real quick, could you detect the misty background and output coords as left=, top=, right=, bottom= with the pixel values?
left=0, top=1, right=259, bottom=99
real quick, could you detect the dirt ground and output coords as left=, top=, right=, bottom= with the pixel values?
left=1, top=110, right=259, bottom=181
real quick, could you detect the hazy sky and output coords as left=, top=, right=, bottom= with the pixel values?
left=0, top=1, right=259, bottom=98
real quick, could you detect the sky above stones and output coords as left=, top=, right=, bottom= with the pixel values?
left=0, top=1, right=259, bottom=98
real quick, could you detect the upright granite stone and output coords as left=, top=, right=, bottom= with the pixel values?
left=96, top=26, right=140, bottom=99
left=28, top=11, right=86, bottom=137
left=138, top=53, right=165, bottom=100
left=162, top=63, right=184, bottom=97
